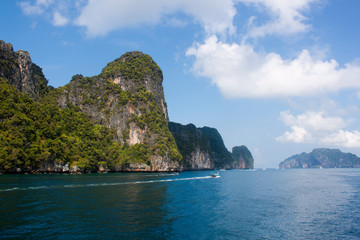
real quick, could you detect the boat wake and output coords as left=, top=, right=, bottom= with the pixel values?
left=0, top=176, right=213, bottom=192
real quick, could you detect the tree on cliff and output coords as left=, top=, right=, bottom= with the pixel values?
left=0, top=41, right=182, bottom=173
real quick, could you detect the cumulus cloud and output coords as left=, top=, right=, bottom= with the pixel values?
left=19, top=0, right=236, bottom=36
left=321, top=130, right=360, bottom=148
left=18, top=0, right=54, bottom=15
left=19, top=0, right=321, bottom=38
left=277, top=111, right=360, bottom=148
left=52, top=11, right=69, bottom=26
left=239, top=0, right=321, bottom=38
left=75, top=0, right=236, bottom=37
left=19, top=0, right=320, bottom=39
left=186, top=36, right=360, bottom=98
left=18, top=0, right=84, bottom=26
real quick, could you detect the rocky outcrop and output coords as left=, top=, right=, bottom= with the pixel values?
left=232, top=146, right=254, bottom=169
left=0, top=40, right=49, bottom=99
left=55, top=51, right=181, bottom=171
left=0, top=41, right=181, bottom=173
left=279, top=148, right=360, bottom=168
left=188, top=148, right=213, bottom=170
left=0, top=40, right=254, bottom=173
left=168, top=122, right=254, bottom=170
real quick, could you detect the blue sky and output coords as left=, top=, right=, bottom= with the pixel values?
left=2, top=0, right=360, bottom=168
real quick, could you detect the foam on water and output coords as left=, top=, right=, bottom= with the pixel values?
left=0, top=175, right=214, bottom=192
left=1, top=169, right=360, bottom=239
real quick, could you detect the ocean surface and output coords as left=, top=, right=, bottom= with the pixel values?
left=1, top=168, right=360, bottom=239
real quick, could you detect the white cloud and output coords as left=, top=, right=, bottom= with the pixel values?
left=19, top=0, right=83, bottom=27
left=19, top=0, right=236, bottom=36
left=19, top=0, right=321, bottom=38
left=18, top=0, right=54, bottom=15
left=186, top=36, right=360, bottom=98
left=52, top=11, right=69, bottom=26
left=322, top=130, right=360, bottom=148
left=239, top=0, right=322, bottom=37
left=74, top=0, right=236, bottom=37
left=75, top=0, right=167, bottom=36
left=277, top=111, right=360, bottom=148
left=279, top=111, right=347, bottom=133
left=181, top=0, right=237, bottom=36
left=278, top=126, right=310, bottom=143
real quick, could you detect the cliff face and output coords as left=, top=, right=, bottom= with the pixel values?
left=56, top=52, right=181, bottom=171
left=0, top=40, right=49, bottom=99
left=279, top=148, right=360, bottom=169
left=168, top=122, right=254, bottom=170
left=232, top=146, right=254, bottom=169
left=0, top=41, right=181, bottom=173
left=1, top=40, right=254, bottom=173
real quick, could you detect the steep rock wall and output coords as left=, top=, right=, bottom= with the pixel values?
left=56, top=52, right=181, bottom=171
left=0, top=40, right=49, bottom=99
left=169, top=122, right=254, bottom=170
left=0, top=42, right=181, bottom=173
left=232, top=146, right=254, bottom=169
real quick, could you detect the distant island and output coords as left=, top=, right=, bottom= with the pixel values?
left=0, top=40, right=253, bottom=173
left=279, top=148, right=360, bottom=169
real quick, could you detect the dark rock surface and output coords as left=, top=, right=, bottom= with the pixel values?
left=169, top=122, right=254, bottom=170
left=0, top=40, right=49, bottom=99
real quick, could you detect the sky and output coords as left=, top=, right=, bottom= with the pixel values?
left=1, top=0, right=360, bottom=168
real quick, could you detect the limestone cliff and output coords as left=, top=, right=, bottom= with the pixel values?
left=55, top=52, right=181, bottom=171
left=168, top=122, right=254, bottom=170
left=0, top=41, right=181, bottom=173
left=232, top=146, right=254, bottom=169
left=0, top=40, right=49, bottom=99
left=279, top=148, right=360, bottom=168
left=1, top=40, right=254, bottom=173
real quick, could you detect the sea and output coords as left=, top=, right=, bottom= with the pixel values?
left=1, top=168, right=360, bottom=240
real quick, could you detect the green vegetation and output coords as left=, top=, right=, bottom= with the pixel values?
left=31, top=62, right=50, bottom=96
left=66, top=55, right=182, bottom=165
left=169, top=122, right=255, bottom=169
left=0, top=79, right=172, bottom=172
left=67, top=74, right=182, bottom=164
left=168, top=122, right=233, bottom=168
left=0, top=80, right=116, bottom=172
left=169, top=123, right=202, bottom=157
left=107, top=143, right=151, bottom=166
left=0, top=49, right=182, bottom=173
left=0, top=40, right=49, bottom=99
left=129, top=89, right=181, bottom=160
left=0, top=58, right=18, bottom=77
left=100, top=51, right=162, bottom=83
left=280, top=148, right=360, bottom=168
left=232, top=145, right=254, bottom=169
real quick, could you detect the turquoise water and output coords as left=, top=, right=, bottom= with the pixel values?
left=1, top=169, right=360, bottom=239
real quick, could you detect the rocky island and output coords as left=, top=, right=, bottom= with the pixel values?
left=279, top=148, right=360, bottom=168
left=0, top=40, right=253, bottom=173
left=169, top=122, right=254, bottom=170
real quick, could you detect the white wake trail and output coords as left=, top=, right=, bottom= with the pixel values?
left=0, top=176, right=214, bottom=192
